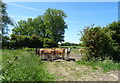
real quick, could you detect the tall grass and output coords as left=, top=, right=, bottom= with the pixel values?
left=76, top=59, right=120, bottom=72
left=1, top=49, right=54, bottom=81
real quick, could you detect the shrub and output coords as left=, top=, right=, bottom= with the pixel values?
left=9, top=34, right=43, bottom=49
left=80, top=26, right=116, bottom=61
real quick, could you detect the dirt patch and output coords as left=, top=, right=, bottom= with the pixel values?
left=46, top=61, right=119, bottom=81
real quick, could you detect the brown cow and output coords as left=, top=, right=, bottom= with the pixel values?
left=79, top=49, right=84, bottom=55
left=37, top=48, right=71, bottom=60
left=54, top=48, right=66, bottom=60
left=39, top=48, right=56, bottom=60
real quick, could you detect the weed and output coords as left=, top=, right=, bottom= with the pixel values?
left=2, top=49, right=55, bottom=81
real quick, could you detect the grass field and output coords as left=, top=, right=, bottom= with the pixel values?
left=1, top=49, right=54, bottom=81
left=61, top=46, right=84, bottom=49
left=76, top=60, right=120, bottom=72
left=71, top=49, right=80, bottom=54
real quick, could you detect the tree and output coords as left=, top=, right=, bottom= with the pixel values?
left=0, top=1, right=13, bottom=35
left=61, top=42, right=70, bottom=46
left=43, top=8, right=67, bottom=45
left=1, top=1, right=13, bottom=49
left=13, top=18, right=33, bottom=36
left=12, top=8, right=67, bottom=48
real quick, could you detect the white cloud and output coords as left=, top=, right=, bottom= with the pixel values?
left=6, top=2, right=42, bottom=12
left=10, top=15, right=36, bottom=19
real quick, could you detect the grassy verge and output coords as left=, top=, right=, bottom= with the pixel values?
left=1, top=49, right=54, bottom=81
left=76, top=59, right=120, bottom=72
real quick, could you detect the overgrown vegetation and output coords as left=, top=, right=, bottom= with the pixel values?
left=76, top=59, right=120, bottom=72
left=80, top=22, right=120, bottom=62
left=1, top=50, right=54, bottom=81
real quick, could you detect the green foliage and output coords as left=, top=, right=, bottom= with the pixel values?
left=76, top=59, right=120, bottom=72
left=107, top=22, right=120, bottom=61
left=61, top=42, right=71, bottom=46
left=78, top=43, right=84, bottom=47
left=43, top=8, right=67, bottom=43
left=43, top=38, right=57, bottom=48
left=0, top=1, right=13, bottom=35
left=9, top=34, right=43, bottom=49
left=2, top=36, right=10, bottom=49
left=61, top=42, right=79, bottom=46
left=11, top=8, right=67, bottom=49
left=1, top=1, right=13, bottom=49
left=80, top=25, right=117, bottom=61
left=108, top=22, right=120, bottom=46
left=2, top=50, right=54, bottom=81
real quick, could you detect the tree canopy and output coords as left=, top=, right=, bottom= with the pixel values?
left=10, top=8, right=67, bottom=48
left=1, top=1, right=13, bottom=49
left=0, top=1, right=13, bottom=35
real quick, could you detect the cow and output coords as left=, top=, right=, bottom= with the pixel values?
left=79, top=48, right=84, bottom=56
left=37, top=48, right=71, bottom=61
left=65, top=48, right=71, bottom=60
left=35, top=48, right=39, bottom=54
left=54, top=48, right=66, bottom=60
left=39, top=48, right=56, bottom=61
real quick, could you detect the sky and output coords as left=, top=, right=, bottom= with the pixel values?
left=6, top=2, right=118, bottom=44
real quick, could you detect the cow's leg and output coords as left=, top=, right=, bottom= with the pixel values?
left=62, top=54, right=65, bottom=60
left=51, top=54, right=54, bottom=61
left=47, top=54, right=50, bottom=61
left=80, top=53, right=82, bottom=56
left=41, top=54, right=43, bottom=60
left=56, top=54, right=58, bottom=59
left=44, top=54, right=47, bottom=61
left=44, top=54, right=45, bottom=60
left=50, top=54, right=52, bottom=61
left=66, top=53, right=70, bottom=60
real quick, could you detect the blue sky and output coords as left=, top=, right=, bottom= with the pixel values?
left=6, top=2, right=118, bottom=44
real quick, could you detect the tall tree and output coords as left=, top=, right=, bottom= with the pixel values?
left=1, top=1, right=13, bottom=49
left=0, top=1, right=13, bottom=35
left=43, top=8, right=67, bottom=44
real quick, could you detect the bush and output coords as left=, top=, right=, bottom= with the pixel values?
left=10, top=34, right=43, bottom=49
left=80, top=26, right=116, bottom=61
